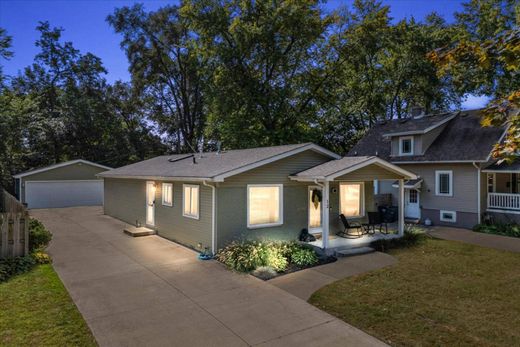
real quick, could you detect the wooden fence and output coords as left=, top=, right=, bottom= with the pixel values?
left=0, top=189, right=29, bottom=258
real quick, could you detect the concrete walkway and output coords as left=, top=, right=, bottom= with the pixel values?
left=269, top=252, right=397, bottom=301
left=428, top=226, right=520, bottom=253
left=31, top=207, right=386, bottom=347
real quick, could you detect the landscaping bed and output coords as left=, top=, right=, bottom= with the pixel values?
left=215, top=240, right=335, bottom=280
left=309, top=237, right=520, bottom=346
left=473, top=222, right=520, bottom=238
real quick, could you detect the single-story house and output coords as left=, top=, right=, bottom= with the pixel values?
left=349, top=109, right=513, bottom=229
left=14, top=159, right=111, bottom=209
left=98, top=143, right=417, bottom=254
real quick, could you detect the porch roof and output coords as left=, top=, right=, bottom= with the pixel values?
left=483, top=160, right=520, bottom=173
left=290, top=156, right=417, bottom=181
left=392, top=178, right=423, bottom=189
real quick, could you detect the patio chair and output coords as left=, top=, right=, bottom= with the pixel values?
left=363, top=211, right=388, bottom=234
left=337, top=214, right=364, bottom=238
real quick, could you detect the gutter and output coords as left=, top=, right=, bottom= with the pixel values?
left=203, top=180, right=217, bottom=254
left=473, top=162, right=481, bottom=224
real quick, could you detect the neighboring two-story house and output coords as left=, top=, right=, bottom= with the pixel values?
left=349, top=109, right=514, bottom=229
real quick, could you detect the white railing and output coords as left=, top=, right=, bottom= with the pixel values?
left=488, top=193, right=520, bottom=210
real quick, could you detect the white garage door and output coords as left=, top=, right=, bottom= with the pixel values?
left=25, top=180, right=103, bottom=209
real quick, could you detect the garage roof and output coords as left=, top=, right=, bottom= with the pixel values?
left=13, top=159, right=112, bottom=179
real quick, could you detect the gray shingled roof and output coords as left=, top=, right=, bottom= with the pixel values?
left=348, top=109, right=505, bottom=162
left=98, top=143, right=337, bottom=180
left=483, top=160, right=520, bottom=171
left=293, top=156, right=373, bottom=178
left=380, top=112, right=457, bottom=136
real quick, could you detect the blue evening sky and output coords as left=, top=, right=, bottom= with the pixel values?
left=0, top=0, right=488, bottom=109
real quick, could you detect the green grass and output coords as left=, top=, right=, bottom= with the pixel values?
left=0, top=264, right=97, bottom=346
left=309, top=238, right=520, bottom=346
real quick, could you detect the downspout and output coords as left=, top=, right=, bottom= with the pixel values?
left=203, top=180, right=216, bottom=254
left=473, top=162, right=481, bottom=224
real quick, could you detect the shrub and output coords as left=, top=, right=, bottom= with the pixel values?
left=252, top=266, right=277, bottom=280
left=32, top=251, right=52, bottom=264
left=291, top=248, right=318, bottom=266
left=29, top=218, right=52, bottom=252
left=473, top=223, right=520, bottom=238
left=215, top=240, right=265, bottom=272
left=264, top=246, right=288, bottom=272
left=0, top=255, right=37, bottom=282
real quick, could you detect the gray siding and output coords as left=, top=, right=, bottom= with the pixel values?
left=381, top=163, right=480, bottom=228
left=21, top=162, right=105, bottom=203
left=104, top=178, right=212, bottom=251
left=334, top=164, right=403, bottom=181
left=104, top=178, right=146, bottom=225
left=216, top=150, right=332, bottom=249
left=155, top=182, right=212, bottom=251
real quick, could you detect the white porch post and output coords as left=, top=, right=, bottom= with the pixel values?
left=322, top=180, right=330, bottom=249
left=398, top=179, right=405, bottom=236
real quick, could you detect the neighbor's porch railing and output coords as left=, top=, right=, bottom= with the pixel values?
left=0, top=189, right=29, bottom=258
left=487, top=192, right=520, bottom=211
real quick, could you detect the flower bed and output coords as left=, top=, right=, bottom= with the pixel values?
left=215, top=240, right=336, bottom=280
left=473, top=223, right=520, bottom=238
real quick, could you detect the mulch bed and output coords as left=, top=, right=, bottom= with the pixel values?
left=251, top=255, right=337, bottom=281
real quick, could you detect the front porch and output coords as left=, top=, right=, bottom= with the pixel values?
left=484, top=171, right=520, bottom=215
left=291, top=156, right=417, bottom=252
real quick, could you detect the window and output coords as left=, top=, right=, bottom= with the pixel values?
left=162, top=183, right=173, bottom=206
left=409, top=189, right=418, bottom=203
left=399, top=136, right=414, bottom=156
left=183, top=184, right=199, bottom=219
left=487, top=173, right=495, bottom=193
left=435, top=170, right=453, bottom=196
left=247, top=184, right=283, bottom=228
left=340, top=182, right=364, bottom=218
left=440, top=210, right=457, bottom=223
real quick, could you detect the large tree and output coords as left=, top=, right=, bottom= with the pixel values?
left=108, top=4, right=206, bottom=153
left=430, top=0, right=519, bottom=161
left=181, top=0, right=330, bottom=149
left=316, top=0, right=459, bottom=153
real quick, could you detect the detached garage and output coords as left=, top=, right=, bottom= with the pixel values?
left=13, top=160, right=112, bottom=209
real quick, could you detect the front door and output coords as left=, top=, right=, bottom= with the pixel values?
left=146, top=181, right=155, bottom=226
left=404, top=189, right=420, bottom=219
left=308, top=186, right=323, bottom=234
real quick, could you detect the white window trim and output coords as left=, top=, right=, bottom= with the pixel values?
left=440, top=210, right=457, bottom=223
left=435, top=170, right=453, bottom=197
left=162, top=183, right=173, bottom=207
left=339, top=182, right=365, bottom=219
left=247, top=184, right=284, bottom=229
left=182, top=184, right=200, bottom=220
left=399, top=136, right=414, bottom=156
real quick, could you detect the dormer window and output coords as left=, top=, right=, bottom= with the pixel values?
left=399, top=136, right=414, bottom=156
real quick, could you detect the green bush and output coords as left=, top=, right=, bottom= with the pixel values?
left=29, top=218, right=52, bottom=252
left=0, top=255, right=37, bottom=282
left=216, top=240, right=319, bottom=273
left=473, top=223, right=520, bottom=238
left=291, top=248, right=318, bottom=266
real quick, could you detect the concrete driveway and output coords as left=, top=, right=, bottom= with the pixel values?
left=31, top=207, right=386, bottom=347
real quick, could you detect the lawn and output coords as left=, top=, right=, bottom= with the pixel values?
left=0, top=264, right=97, bottom=346
left=309, top=237, right=520, bottom=346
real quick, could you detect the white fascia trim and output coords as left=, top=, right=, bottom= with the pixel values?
left=24, top=180, right=103, bottom=183
left=382, top=113, right=458, bottom=137
left=327, top=157, right=417, bottom=180
left=482, top=169, right=520, bottom=173
left=212, top=144, right=340, bottom=182
left=393, top=160, right=488, bottom=164
left=485, top=126, right=510, bottom=162
left=14, top=159, right=112, bottom=178
left=97, top=175, right=214, bottom=182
